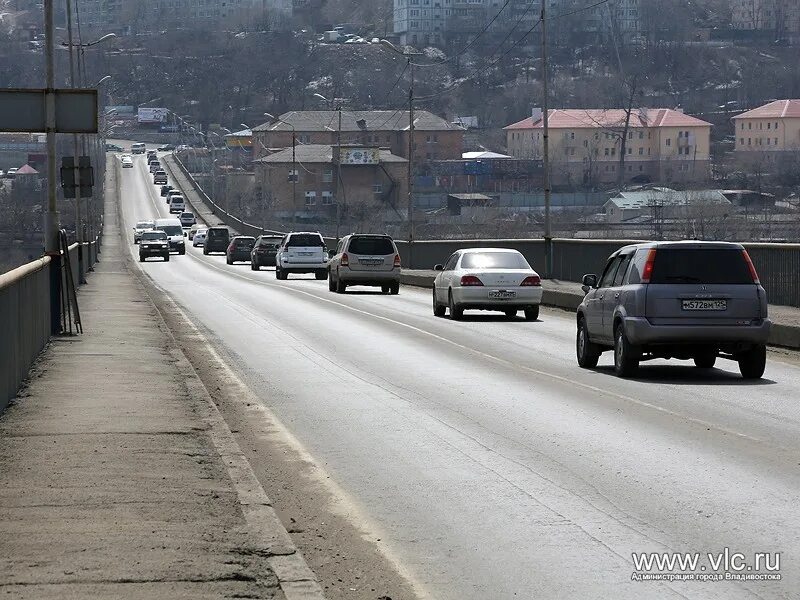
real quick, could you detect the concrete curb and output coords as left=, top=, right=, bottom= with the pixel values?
left=115, top=159, right=327, bottom=600
left=399, top=272, right=800, bottom=350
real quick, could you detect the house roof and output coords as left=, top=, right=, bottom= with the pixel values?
left=606, top=188, right=730, bottom=210
left=254, top=144, right=406, bottom=164
left=225, top=128, right=251, bottom=137
left=15, top=164, right=38, bottom=174
left=462, top=151, right=513, bottom=159
left=732, top=99, right=800, bottom=120
left=504, top=108, right=712, bottom=130
left=252, top=110, right=461, bottom=133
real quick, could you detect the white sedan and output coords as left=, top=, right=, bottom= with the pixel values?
left=432, top=248, right=543, bottom=321
left=192, top=228, right=207, bottom=247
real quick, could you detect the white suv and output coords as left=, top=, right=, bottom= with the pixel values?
left=275, top=232, right=328, bottom=280
left=169, top=195, right=186, bottom=214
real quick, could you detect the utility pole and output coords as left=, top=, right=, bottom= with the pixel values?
left=335, top=104, right=342, bottom=238
left=292, top=128, right=297, bottom=228
left=541, top=0, right=553, bottom=279
left=407, top=57, right=415, bottom=266
left=65, top=0, right=85, bottom=283
left=44, top=0, right=61, bottom=332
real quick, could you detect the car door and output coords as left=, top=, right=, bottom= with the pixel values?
left=435, top=253, right=458, bottom=302
left=601, top=253, right=634, bottom=341
left=586, top=255, right=622, bottom=341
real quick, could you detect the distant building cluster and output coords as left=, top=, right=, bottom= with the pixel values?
left=731, top=0, right=800, bottom=36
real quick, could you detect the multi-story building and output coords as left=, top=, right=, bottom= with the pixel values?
left=732, top=99, right=800, bottom=163
left=731, top=0, right=800, bottom=37
left=252, top=110, right=464, bottom=166
left=253, top=144, right=408, bottom=219
left=503, top=107, right=712, bottom=186
left=393, top=0, right=640, bottom=47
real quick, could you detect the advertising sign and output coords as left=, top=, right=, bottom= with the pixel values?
left=137, top=107, right=169, bottom=124
left=338, top=147, right=380, bottom=165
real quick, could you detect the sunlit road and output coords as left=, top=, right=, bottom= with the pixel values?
left=118, top=152, right=799, bottom=599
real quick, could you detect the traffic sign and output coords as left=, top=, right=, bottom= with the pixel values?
left=0, top=89, right=98, bottom=133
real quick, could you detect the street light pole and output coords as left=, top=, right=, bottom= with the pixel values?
left=65, top=0, right=85, bottom=283
left=44, top=0, right=61, bottom=332
left=541, top=0, right=553, bottom=279
left=265, top=112, right=297, bottom=229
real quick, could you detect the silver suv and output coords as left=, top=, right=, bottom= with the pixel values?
left=275, top=232, right=328, bottom=280
left=328, top=234, right=401, bottom=294
left=576, top=241, right=771, bottom=379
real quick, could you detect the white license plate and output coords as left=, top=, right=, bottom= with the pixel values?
left=682, top=299, right=727, bottom=311
left=298, top=252, right=314, bottom=256
left=359, top=259, right=382, bottom=266
left=489, top=290, right=516, bottom=300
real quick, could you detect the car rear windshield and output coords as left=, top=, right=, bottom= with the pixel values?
left=259, top=237, right=281, bottom=247
left=288, top=234, right=324, bottom=247
left=460, top=252, right=530, bottom=270
left=347, top=236, right=394, bottom=255
left=208, top=229, right=229, bottom=238
left=649, top=249, right=753, bottom=284
left=136, top=222, right=153, bottom=229
left=234, top=237, right=255, bottom=246
left=141, top=232, right=167, bottom=241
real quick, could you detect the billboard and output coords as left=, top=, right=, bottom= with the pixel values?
left=137, top=107, right=169, bottom=124
left=338, top=147, right=380, bottom=165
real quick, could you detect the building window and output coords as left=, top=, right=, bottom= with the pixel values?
left=304, top=191, right=316, bottom=205
left=373, top=184, right=383, bottom=194
left=740, top=137, right=744, bottom=145
left=775, top=138, right=778, bottom=145
left=678, top=131, right=683, bottom=138
left=627, top=147, right=632, bottom=155
left=665, top=138, right=671, bottom=147
left=748, top=122, right=752, bottom=129
left=321, top=191, right=334, bottom=205
left=604, top=148, right=609, bottom=156
left=638, top=147, right=643, bottom=155
left=774, top=122, right=778, bottom=129
left=741, top=123, right=744, bottom=130
left=611, top=147, right=616, bottom=156
left=767, top=138, right=771, bottom=145
left=639, top=131, right=643, bottom=139
left=288, top=169, right=299, bottom=182
left=323, top=168, right=333, bottom=183
left=583, top=139, right=588, bottom=147
left=767, top=122, right=771, bottom=129
left=748, top=138, right=751, bottom=145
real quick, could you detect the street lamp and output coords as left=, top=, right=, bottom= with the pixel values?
left=313, top=93, right=345, bottom=238
left=264, top=112, right=297, bottom=227
left=93, top=75, right=112, bottom=87
left=380, top=39, right=424, bottom=265
left=59, top=32, right=116, bottom=47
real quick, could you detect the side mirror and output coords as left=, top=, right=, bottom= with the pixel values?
left=274, top=244, right=281, bottom=250
left=434, top=264, right=444, bottom=271
left=184, top=232, right=188, bottom=237
left=581, top=274, right=597, bottom=293
left=328, top=249, right=336, bottom=258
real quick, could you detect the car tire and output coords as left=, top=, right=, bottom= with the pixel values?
left=179, top=248, right=185, bottom=256
left=389, top=282, right=400, bottom=295
left=504, top=309, right=517, bottom=318
left=203, top=247, right=209, bottom=255
left=449, top=291, right=463, bottom=320
left=613, top=323, right=640, bottom=378
left=694, top=354, right=717, bottom=369
left=315, top=270, right=327, bottom=280
left=276, top=267, right=286, bottom=280
left=251, top=262, right=259, bottom=271
left=328, top=273, right=336, bottom=292
left=226, top=257, right=232, bottom=265
left=336, top=276, right=346, bottom=294
left=164, top=255, right=170, bottom=262
left=433, top=289, right=446, bottom=317
left=381, top=284, right=390, bottom=294
left=576, top=317, right=601, bottom=369
left=524, top=305, right=540, bottom=321
left=738, top=344, right=766, bottom=379
left=139, top=255, right=144, bottom=262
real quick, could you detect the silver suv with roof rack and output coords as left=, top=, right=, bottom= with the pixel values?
left=576, top=241, right=771, bottom=379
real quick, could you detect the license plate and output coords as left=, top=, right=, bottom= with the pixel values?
left=359, top=258, right=383, bottom=266
left=299, top=252, right=313, bottom=256
left=682, top=299, right=727, bottom=311
left=489, top=290, right=516, bottom=300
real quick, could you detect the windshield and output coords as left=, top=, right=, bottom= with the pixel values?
left=259, top=237, right=282, bottom=247
left=136, top=222, right=154, bottom=229
left=157, top=225, right=182, bottom=236
left=460, top=252, right=530, bottom=270
left=288, top=234, right=324, bottom=247
left=141, top=232, right=167, bottom=241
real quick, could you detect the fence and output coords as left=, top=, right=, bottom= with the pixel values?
left=0, top=238, right=101, bottom=412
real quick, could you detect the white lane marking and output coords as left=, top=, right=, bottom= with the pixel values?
left=182, top=250, right=776, bottom=448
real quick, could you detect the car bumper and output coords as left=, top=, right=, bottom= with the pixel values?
left=339, top=268, right=400, bottom=285
left=229, top=252, right=251, bottom=261
left=139, top=247, right=169, bottom=257
left=279, top=259, right=327, bottom=271
left=252, top=254, right=277, bottom=266
left=452, top=286, right=543, bottom=308
left=168, top=241, right=185, bottom=252
left=623, top=317, right=772, bottom=346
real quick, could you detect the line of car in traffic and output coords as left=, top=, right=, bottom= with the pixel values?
left=124, top=143, right=771, bottom=380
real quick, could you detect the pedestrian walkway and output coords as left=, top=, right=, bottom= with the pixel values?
left=0, top=169, right=320, bottom=598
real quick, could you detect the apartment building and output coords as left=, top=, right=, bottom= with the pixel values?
left=731, top=0, right=800, bottom=37
left=252, top=110, right=464, bottom=166
left=504, top=107, right=712, bottom=186
left=393, top=0, right=640, bottom=47
left=732, top=100, right=800, bottom=162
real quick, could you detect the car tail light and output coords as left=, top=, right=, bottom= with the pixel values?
left=742, top=249, right=760, bottom=284
left=341, top=253, right=349, bottom=266
left=227, top=243, right=235, bottom=252
left=393, top=254, right=401, bottom=268
left=520, top=275, right=541, bottom=287
left=460, top=275, right=484, bottom=286
left=641, top=248, right=657, bottom=283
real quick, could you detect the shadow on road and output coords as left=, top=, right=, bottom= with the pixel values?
left=592, top=364, right=777, bottom=386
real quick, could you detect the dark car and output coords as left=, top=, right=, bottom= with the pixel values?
left=160, top=184, right=173, bottom=197
left=250, top=235, right=283, bottom=270
left=576, top=241, right=771, bottom=379
left=203, top=227, right=230, bottom=255
left=158, top=144, right=175, bottom=151
left=226, top=236, right=256, bottom=264
left=138, top=230, right=170, bottom=262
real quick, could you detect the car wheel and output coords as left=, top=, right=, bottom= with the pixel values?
left=381, top=284, right=390, bottom=294
left=203, top=247, right=209, bottom=255
left=328, top=273, right=336, bottom=292
left=139, top=255, right=144, bottom=262
left=389, top=282, right=399, bottom=295
left=226, top=257, right=232, bottom=265
left=336, top=276, right=346, bottom=293
left=738, top=344, right=766, bottom=379
left=164, top=255, right=170, bottom=262
left=275, top=267, right=285, bottom=280
left=694, top=353, right=717, bottom=369
left=179, top=248, right=185, bottom=256
left=576, top=317, right=601, bottom=369
left=613, top=323, right=640, bottom=378
left=251, top=262, right=259, bottom=271
left=524, top=305, right=540, bottom=321
left=315, top=270, right=327, bottom=280
left=433, top=289, right=446, bottom=317
left=504, top=309, right=517, bottom=319
left=449, top=291, right=463, bottom=320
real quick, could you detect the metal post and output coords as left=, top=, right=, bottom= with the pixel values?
left=44, top=0, right=61, bottom=333
left=335, top=106, right=342, bottom=238
left=407, top=58, right=415, bottom=267
left=291, top=129, right=297, bottom=228
left=65, top=0, right=85, bottom=283
left=541, top=0, right=553, bottom=279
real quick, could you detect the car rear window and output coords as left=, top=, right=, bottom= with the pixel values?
left=141, top=232, right=167, bottom=241
left=208, top=228, right=229, bottom=239
left=234, top=237, right=255, bottom=246
left=347, top=236, right=394, bottom=255
left=460, top=252, right=530, bottom=270
left=288, top=234, right=324, bottom=247
left=259, top=237, right=281, bottom=247
left=649, top=249, right=753, bottom=284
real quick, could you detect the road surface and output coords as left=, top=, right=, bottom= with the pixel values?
left=117, top=152, right=799, bottom=599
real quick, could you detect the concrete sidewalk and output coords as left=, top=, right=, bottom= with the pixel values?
left=0, top=167, right=322, bottom=598
left=401, top=270, right=800, bottom=349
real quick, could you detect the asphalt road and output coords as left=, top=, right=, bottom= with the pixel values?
left=118, top=152, right=799, bottom=599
